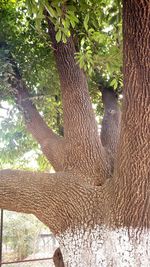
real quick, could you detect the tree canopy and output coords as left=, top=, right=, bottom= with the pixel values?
left=0, top=0, right=122, bottom=170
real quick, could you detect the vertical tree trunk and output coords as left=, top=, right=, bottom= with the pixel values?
left=46, top=18, right=110, bottom=185
left=114, top=0, right=150, bottom=229
left=100, top=86, right=121, bottom=171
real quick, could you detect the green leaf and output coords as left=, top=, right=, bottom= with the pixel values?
left=70, top=19, right=75, bottom=28
left=81, top=38, right=85, bottom=47
left=84, top=14, right=89, bottom=31
left=44, top=4, right=56, bottom=18
left=62, top=33, right=67, bottom=43
left=62, top=19, right=70, bottom=29
left=56, top=30, right=62, bottom=42
left=110, top=78, right=118, bottom=89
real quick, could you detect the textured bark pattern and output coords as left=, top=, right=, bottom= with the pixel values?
left=5, top=55, right=64, bottom=171
left=47, top=18, right=111, bottom=185
left=0, top=169, right=109, bottom=234
left=5, top=31, right=111, bottom=185
left=0, top=0, right=149, bottom=266
left=100, top=87, right=121, bottom=171
left=113, top=0, right=150, bottom=230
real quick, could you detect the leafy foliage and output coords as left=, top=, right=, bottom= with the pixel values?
left=0, top=0, right=123, bottom=169
left=25, top=0, right=122, bottom=77
left=3, top=210, right=53, bottom=263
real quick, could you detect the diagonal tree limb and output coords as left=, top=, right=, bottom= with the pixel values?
left=0, top=169, right=106, bottom=234
left=1, top=45, right=64, bottom=171
left=12, top=79, right=64, bottom=171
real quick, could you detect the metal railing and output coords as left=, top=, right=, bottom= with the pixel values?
left=0, top=210, right=3, bottom=267
left=1, top=257, right=53, bottom=265
left=0, top=209, right=53, bottom=266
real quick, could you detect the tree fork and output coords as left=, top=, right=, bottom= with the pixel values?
left=46, top=15, right=111, bottom=185
left=0, top=169, right=107, bottom=234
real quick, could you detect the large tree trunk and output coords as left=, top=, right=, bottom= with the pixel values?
left=113, top=0, right=150, bottom=230
left=0, top=0, right=149, bottom=266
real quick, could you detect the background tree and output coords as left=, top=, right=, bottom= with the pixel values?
left=3, top=211, right=44, bottom=261
left=0, top=0, right=149, bottom=266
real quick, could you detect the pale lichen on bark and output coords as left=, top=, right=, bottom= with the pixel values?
left=58, top=226, right=150, bottom=267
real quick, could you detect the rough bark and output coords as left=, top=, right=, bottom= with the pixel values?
left=13, top=82, right=64, bottom=171
left=113, top=0, right=150, bottom=230
left=0, top=169, right=109, bottom=235
left=1, top=48, right=64, bottom=171
left=46, top=18, right=111, bottom=185
left=100, top=86, right=121, bottom=171
left=55, top=95, right=64, bottom=136
left=1, top=41, right=111, bottom=185
left=0, top=0, right=149, bottom=266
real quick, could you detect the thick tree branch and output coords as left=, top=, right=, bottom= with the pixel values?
left=0, top=169, right=106, bottom=234
left=100, top=85, right=121, bottom=171
left=12, top=80, right=64, bottom=171
left=45, top=17, right=111, bottom=185
left=1, top=46, right=64, bottom=171
left=47, top=20, right=98, bottom=141
left=55, top=95, right=64, bottom=136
